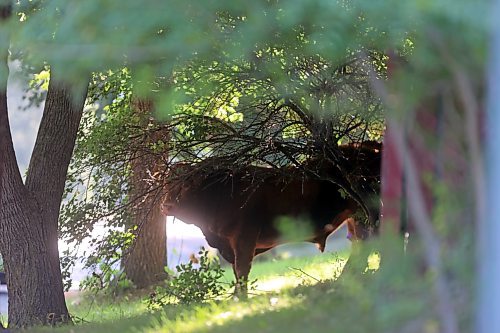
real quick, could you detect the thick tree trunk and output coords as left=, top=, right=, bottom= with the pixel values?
left=122, top=98, right=168, bottom=288
left=0, top=180, right=70, bottom=327
left=0, top=0, right=9, bottom=259
left=0, top=0, right=11, bottom=233
left=0, top=5, right=10, bottom=330
left=0, top=44, right=87, bottom=327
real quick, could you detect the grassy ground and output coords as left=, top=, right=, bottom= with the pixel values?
left=28, top=251, right=351, bottom=333
left=22, top=242, right=465, bottom=333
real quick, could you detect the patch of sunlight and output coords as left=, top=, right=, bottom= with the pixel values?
left=366, top=251, right=381, bottom=271
left=68, top=296, right=148, bottom=323
left=144, top=295, right=301, bottom=333
left=253, top=255, right=348, bottom=294
left=300, top=257, right=348, bottom=281
left=206, top=299, right=300, bottom=331
left=256, top=276, right=296, bottom=292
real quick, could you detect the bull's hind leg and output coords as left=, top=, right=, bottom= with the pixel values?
left=231, top=227, right=259, bottom=297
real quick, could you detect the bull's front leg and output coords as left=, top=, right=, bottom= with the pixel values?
left=230, top=263, right=250, bottom=298
left=231, top=227, right=259, bottom=298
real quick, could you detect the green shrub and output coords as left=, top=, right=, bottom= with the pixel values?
left=147, top=248, right=227, bottom=309
left=80, top=261, right=133, bottom=295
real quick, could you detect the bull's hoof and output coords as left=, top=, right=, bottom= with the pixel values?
left=233, top=283, right=248, bottom=300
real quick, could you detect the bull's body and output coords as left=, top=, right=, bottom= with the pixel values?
left=162, top=158, right=378, bottom=293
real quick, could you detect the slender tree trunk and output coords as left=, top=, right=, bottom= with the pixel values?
left=122, top=98, right=167, bottom=288
left=0, top=33, right=88, bottom=327
left=123, top=201, right=167, bottom=288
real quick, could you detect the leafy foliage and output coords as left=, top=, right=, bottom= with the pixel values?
left=60, top=49, right=384, bottom=279
left=8, top=0, right=486, bottom=96
left=79, top=261, right=133, bottom=296
left=2, top=0, right=484, bottom=331
left=168, top=54, right=384, bottom=164
left=147, top=248, right=229, bottom=308
left=59, top=70, right=143, bottom=273
left=60, top=249, right=77, bottom=292
left=60, top=69, right=136, bottom=242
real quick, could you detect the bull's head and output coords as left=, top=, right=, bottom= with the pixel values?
left=160, top=162, right=203, bottom=215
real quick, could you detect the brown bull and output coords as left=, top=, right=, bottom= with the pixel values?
left=162, top=145, right=380, bottom=294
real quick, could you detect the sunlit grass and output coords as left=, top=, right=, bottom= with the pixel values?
left=65, top=251, right=349, bottom=323
left=24, top=235, right=472, bottom=333
left=250, top=252, right=348, bottom=293
left=27, top=251, right=350, bottom=332
left=66, top=292, right=148, bottom=323
left=140, top=295, right=302, bottom=333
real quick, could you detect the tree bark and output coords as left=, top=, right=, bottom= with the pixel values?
left=0, top=0, right=10, bottom=247
left=0, top=4, right=11, bottom=330
left=123, top=201, right=167, bottom=289
left=122, top=98, right=168, bottom=289
left=0, top=46, right=88, bottom=327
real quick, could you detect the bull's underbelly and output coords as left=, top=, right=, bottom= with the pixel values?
left=255, top=238, right=281, bottom=249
